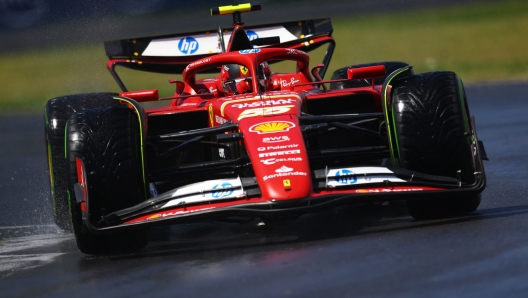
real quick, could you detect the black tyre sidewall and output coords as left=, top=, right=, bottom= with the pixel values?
left=66, top=106, right=147, bottom=254
left=391, top=71, right=474, bottom=183
left=44, top=93, right=120, bottom=231
left=390, top=71, right=479, bottom=219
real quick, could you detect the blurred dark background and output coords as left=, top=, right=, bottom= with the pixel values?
left=0, top=0, right=491, bottom=53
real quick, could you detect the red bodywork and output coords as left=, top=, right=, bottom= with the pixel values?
left=108, top=47, right=444, bottom=226
left=79, top=17, right=485, bottom=231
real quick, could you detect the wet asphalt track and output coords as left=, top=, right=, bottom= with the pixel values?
left=0, top=81, right=527, bottom=297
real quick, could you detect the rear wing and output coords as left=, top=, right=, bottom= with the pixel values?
left=104, top=18, right=335, bottom=91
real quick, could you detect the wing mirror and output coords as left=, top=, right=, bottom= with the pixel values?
left=347, top=65, right=386, bottom=80
left=169, top=79, right=185, bottom=95
left=119, top=89, right=159, bottom=102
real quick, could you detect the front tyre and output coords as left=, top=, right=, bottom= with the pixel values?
left=44, top=93, right=121, bottom=231
left=390, top=71, right=480, bottom=219
left=66, top=106, right=148, bottom=254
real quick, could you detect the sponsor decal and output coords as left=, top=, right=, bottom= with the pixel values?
left=146, top=207, right=216, bottom=220
left=263, top=136, right=290, bottom=143
left=283, top=179, right=291, bottom=187
left=142, top=26, right=297, bottom=57
left=186, top=57, right=211, bottom=70
left=240, top=65, right=249, bottom=75
left=208, top=104, right=214, bottom=126
left=258, top=149, right=300, bottom=158
left=178, top=37, right=199, bottom=54
left=250, top=121, right=296, bottom=134
left=260, top=157, right=302, bottom=165
left=355, top=188, right=425, bottom=193
left=211, top=182, right=234, bottom=198
left=239, top=49, right=261, bottom=54
left=263, top=171, right=307, bottom=181
left=286, top=49, right=300, bottom=55
left=215, top=115, right=227, bottom=124
left=180, top=102, right=198, bottom=107
left=326, top=167, right=406, bottom=187
left=257, top=144, right=299, bottom=151
left=237, top=105, right=294, bottom=120
left=231, top=98, right=295, bottom=109
left=246, top=30, right=259, bottom=41
left=334, top=169, right=357, bottom=185
left=147, top=214, right=162, bottom=220
left=220, top=94, right=301, bottom=116
left=279, top=78, right=300, bottom=88
left=275, top=165, right=293, bottom=173
left=239, top=26, right=297, bottom=43
left=170, top=178, right=241, bottom=199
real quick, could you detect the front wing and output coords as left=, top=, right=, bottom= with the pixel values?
left=75, top=156, right=486, bottom=234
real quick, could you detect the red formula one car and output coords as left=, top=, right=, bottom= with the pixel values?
left=44, top=3, right=487, bottom=254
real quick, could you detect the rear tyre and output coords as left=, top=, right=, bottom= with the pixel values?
left=44, top=93, right=120, bottom=231
left=330, top=61, right=414, bottom=89
left=390, top=71, right=480, bottom=219
left=66, top=107, right=148, bottom=254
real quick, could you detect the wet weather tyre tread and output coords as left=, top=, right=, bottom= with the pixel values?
left=390, top=71, right=480, bottom=219
left=44, top=93, right=121, bottom=231
left=66, top=106, right=148, bottom=254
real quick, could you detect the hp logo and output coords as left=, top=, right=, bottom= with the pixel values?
left=178, top=37, right=199, bottom=54
left=246, top=30, right=259, bottom=41
left=334, top=170, right=357, bottom=185
left=239, top=49, right=261, bottom=54
left=212, top=182, right=234, bottom=198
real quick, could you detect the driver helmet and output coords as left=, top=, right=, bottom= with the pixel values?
left=257, top=62, right=272, bottom=91
left=220, top=64, right=252, bottom=95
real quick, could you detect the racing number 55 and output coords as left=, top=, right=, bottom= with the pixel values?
left=237, top=105, right=295, bottom=120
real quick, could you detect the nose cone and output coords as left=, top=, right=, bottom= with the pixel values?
left=240, top=115, right=312, bottom=201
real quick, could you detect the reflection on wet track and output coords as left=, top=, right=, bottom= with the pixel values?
left=0, top=226, right=70, bottom=277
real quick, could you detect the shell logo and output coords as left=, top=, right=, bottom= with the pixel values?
left=249, top=121, right=296, bottom=134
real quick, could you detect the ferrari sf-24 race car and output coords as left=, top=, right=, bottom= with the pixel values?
left=44, top=3, right=487, bottom=254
